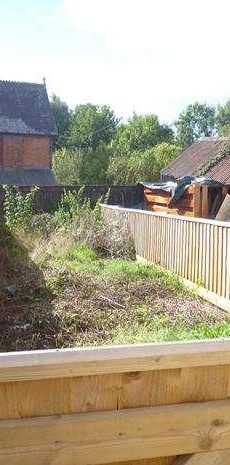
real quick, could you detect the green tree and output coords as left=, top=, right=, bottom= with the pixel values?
left=175, top=102, right=216, bottom=148
left=107, top=143, right=180, bottom=184
left=53, top=144, right=111, bottom=185
left=216, top=100, right=230, bottom=136
left=50, top=94, right=72, bottom=149
left=68, top=104, right=119, bottom=150
left=53, top=148, right=83, bottom=184
left=112, top=113, right=173, bottom=154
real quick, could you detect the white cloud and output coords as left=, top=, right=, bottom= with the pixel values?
left=58, top=0, right=230, bottom=121
left=1, top=0, right=230, bottom=122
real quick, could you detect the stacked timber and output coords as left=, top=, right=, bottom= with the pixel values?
left=143, top=184, right=230, bottom=218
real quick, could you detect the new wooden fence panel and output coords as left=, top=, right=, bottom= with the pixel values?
left=103, top=206, right=230, bottom=303
left=1, top=341, right=230, bottom=464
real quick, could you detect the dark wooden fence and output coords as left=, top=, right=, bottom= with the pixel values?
left=0, top=185, right=143, bottom=215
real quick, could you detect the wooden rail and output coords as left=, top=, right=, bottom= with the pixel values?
left=103, top=205, right=230, bottom=310
left=1, top=340, right=230, bottom=464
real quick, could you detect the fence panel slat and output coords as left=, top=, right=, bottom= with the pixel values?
left=103, top=206, right=230, bottom=306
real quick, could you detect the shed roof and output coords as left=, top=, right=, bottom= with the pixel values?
left=161, top=138, right=230, bottom=183
left=0, top=168, right=58, bottom=186
left=0, top=80, right=57, bottom=136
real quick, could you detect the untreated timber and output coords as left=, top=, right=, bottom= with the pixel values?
left=173, top=449, right=230, bottom=464
left=0, top=400, right=230, bottom=464
left=2, top=339, right=230, bottom=382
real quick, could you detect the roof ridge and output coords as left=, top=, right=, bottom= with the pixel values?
left=198, top=136, right=230, bottom=142
left=0, top=79, right=44, bottom=86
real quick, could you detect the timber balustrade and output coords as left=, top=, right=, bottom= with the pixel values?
left=1, top=340, right=230, bottom=464
left=103, top=205, right=230, bottom=310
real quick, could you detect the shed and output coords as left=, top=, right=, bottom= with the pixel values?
left=141, top=178, right=230, bottom=218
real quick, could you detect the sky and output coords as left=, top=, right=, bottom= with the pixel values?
left=1, top=0, right=230, bottom=124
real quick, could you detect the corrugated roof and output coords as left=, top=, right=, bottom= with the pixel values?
left=162, top=138, right=230, bottom=183
left=0, top=80, right=57, bottom=136
left=0, top=168, right=58, bottom=186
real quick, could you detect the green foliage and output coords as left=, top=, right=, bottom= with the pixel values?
left=216, top=100, right=230, bottom=136
left=54, top=187, right=105, bottom=229
left=175, top=102, right=216, bottom=147
left=3, top=185, right=39, bottom=231
left=107, top=143, right=180, bottom=184
left=50, top=94, right=72, bottom=149
left=112, top=113, right=173, bottom=154
left=54, top=187, right=89, bottom=226
left=68, top=103, right=119, bottom=150
left=53, top=144, right=111, bottom=185
left=53, top=147, right=83, bottom=184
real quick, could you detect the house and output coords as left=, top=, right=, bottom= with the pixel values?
left=161, top=137, right=230, bottom=184
left=0, top=80, right=58, bottom=185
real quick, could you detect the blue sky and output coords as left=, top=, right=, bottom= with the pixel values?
left=1, top=0, right=230, bottom=123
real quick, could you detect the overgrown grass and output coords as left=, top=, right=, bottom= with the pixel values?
left=1, top=188, right=230, bottom=352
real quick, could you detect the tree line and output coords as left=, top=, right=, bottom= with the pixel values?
left=51, top=95, right=230, bottom=185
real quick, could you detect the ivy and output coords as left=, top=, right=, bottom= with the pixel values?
left=196, top=141, right=230, bottom=176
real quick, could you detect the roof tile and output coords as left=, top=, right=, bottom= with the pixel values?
left=162, top=138, right=230, bottom=183
left=0, top=80, right=57, bottom=136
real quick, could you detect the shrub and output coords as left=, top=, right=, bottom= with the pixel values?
left=3, top=185, right=39, bottom=231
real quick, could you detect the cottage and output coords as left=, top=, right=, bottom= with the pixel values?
left=0, top=80, right=58, bottom=185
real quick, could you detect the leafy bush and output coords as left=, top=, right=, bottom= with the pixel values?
left=107, top=143, right=180, bottom=184
left=53, top=144, right=111, bottom=185
left=3, top=185, right=39, bottom=231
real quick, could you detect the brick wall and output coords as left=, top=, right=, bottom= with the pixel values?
left=1, top=135, right=51, bottom=170
left=22, top=136, right=51, bottom=168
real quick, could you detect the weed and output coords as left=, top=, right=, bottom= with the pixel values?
left=3, top=185, right=39, bottom=230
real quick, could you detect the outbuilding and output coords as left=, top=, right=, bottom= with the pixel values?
left=0, top=80, right=58, bottom=185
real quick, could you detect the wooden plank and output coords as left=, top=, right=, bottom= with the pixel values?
left=1, top=400, right=230, bottom=464
left=146, top=194, right=194, bottom=208
left=193, top=186, right=201, bottom=217
left=173, top=449, right=230, bottom=464
left=111, top=459, right=175, bottom=465
left=2, top=339, right=230, bottom=382
left=151, top=205, right=194, bottom=217
left=201, top=186, right=209, bottom=218
left=144, top=194, right=194, bottom=208
left=102, top=204, right=230, bottom=228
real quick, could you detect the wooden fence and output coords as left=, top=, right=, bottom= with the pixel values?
left=1, top=339, right=230, bottom=464
left=0, top=185, right=143, bottom=217
left=103, top=205, right=230, bottom=310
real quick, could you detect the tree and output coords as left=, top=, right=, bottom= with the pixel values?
left=53, top=148, right=83, bottom=185
left=68, top=104, right=119, bottom=150
left=216, top=100, right=230, bottom=136
left=53, top=143, right=111, bottom=185
left=112, top=113, right=174, bottom=155
left=107, top=143, right=180, bottom=184
left=50, top=95, right=72, bottom=149
left=175, top=103, right=216, bottom=148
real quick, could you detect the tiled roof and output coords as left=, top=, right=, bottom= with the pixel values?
left=0, top=80, right=57, bottom=136
left=161, top=138, right=230, bottom=184
left=0, top=168, right=58, bottom=186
